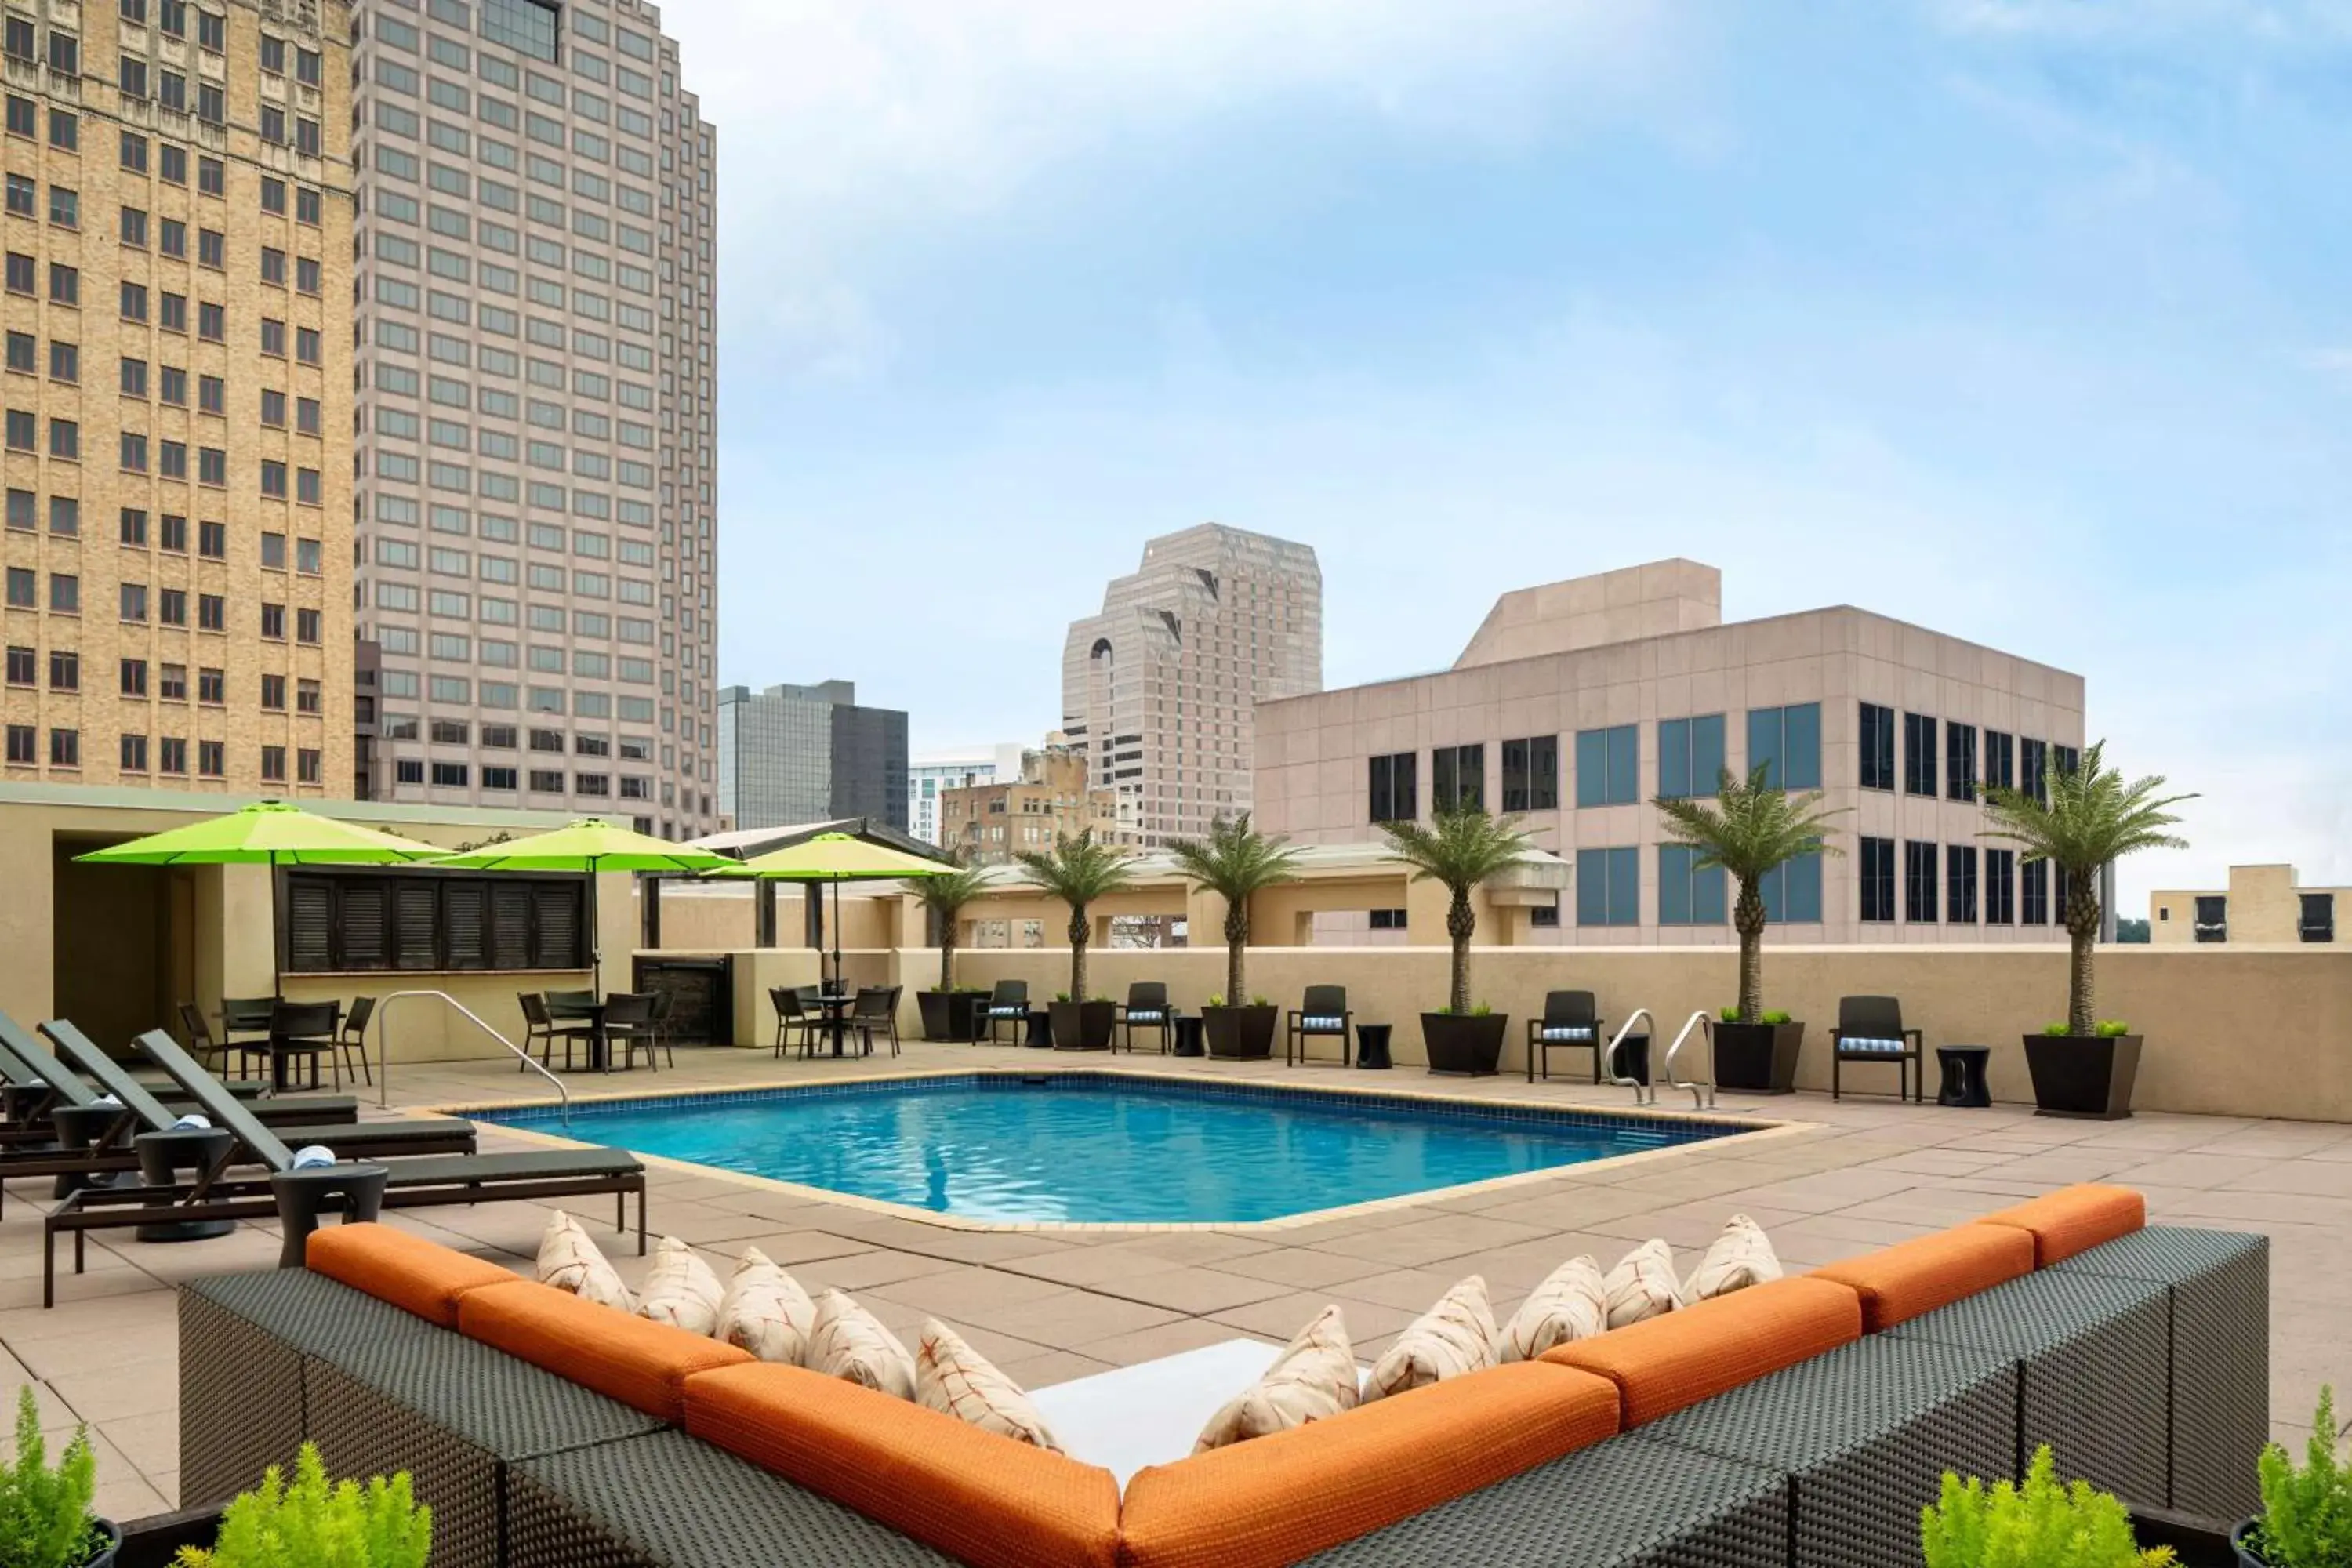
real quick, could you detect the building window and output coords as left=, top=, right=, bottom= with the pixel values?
left=48, top=728, right=77, bottom=768
left=1984, top=848, right=2015, bottom=924
left=1657, top=714, right=1726, bottom=800
left=1573, top=724, right=1639, bottom=807
left=1657, top=844, right=1726, bottom=926
left=282, top=870, right=590, bottom=973
left=2021, top=738, right=2049, bottom=804
left=2, top=644, right=27, bottom=684
left=2300, top=893, right=2335, bottom=944
left=2021, top=858, right=2049, bottom=926
left=1904, top=712, right=1937, bottom=797
left=2193, top=895, right=2227, bottom=944
left=1367, top=751, right=1415, bottom=824
left=1984, top=729, right=2014, bottom=793
left=1528, top=902, right=1559, bottom=929
left=1945, top=721, right=1976, bottom=802
left=1499, top=735, right=1558, bottom=811
left=198, top=740, right=223, bottom=777
left=2, top=725, right=29, bottom=764
left=1946, top=845, right=1978, bottom=924
left=1576, top=846, right=1639, bottom=927
left=1431, top=743, right=1484, bottom=812
left=1367, top=908, right=1406, bottom=931
left=1761, top=852, right=1823, bottom=924
left=1858, top=836, right=1896, bottom=924
left=431, top=762, right=469, bottom=787
left=1905, top=840, right=1939, bottom=924
left=481, top=0, right=560, bottom=62
left=1745, top=703, right=1820, bottom=791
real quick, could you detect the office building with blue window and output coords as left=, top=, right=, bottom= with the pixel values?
left=1254, top=560, right=2085, bottom=946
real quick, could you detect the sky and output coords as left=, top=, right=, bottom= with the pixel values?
left=670, top=0, right=2352, bottom=908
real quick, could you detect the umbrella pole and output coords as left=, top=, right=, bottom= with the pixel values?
left=270, top=850, right=284, bottom=1000
left=590, top=857, right=603, bottom=997
left=833, top=877, right=843, bottom=993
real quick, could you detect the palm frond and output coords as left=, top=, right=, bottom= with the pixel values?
left=1653, top=764, right=1846, bottom=881
left=1165, top=813, right=1303, bottom=901
left=910, top=855, right=991, bottom=920
left=1377, top=804, right=1534, bottom=894
left=1979, top=740, right=2194, bottom=877
left=1013, top=829, right=1134, bottom=907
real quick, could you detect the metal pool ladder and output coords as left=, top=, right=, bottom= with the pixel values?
left=372, top=989, right=572, bottom=1127
left=1603, top=1009, right=1721, bottom=1111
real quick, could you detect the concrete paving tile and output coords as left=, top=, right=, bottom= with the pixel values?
left=1073, top=1317, right=1280, bottom=1369
left=1201, top=1249, right=1388, bottom=1291
left=1208, top=1291, right=1420, bottom=1345
left=1083, top=1267, right=1295, bottom=1316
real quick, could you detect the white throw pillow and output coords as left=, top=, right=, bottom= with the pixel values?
left=1500, top=1255, right=1608, bottom=1362
left=536, top=1210, right=633, bottom=1312
left=1682, top=1214, right=1783, bottom=1303
left=716, top=1247, right=817, bottom=1365
left=916, top=1320, right=1062, bottom=1450
left=634, top=1236, right=725, bottom=1336
left=1363, top=1275, right=1498, bottom=1402
left=1194, top=1305, right=1359, bottom=1452
left=1603, top=1239, right=1683, bottom=1328
left=807, top=1289, right=917, bottom=1400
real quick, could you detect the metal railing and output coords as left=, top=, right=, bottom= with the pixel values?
left=373, top=989, right=570, bottom=1125
left=1661, top=1011, right=1718, bottom=1111
left=1604, top=1011, right=1654, bottom=1106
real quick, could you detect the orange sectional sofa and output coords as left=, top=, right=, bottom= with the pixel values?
left=274, top=1183, right=2172, bottom=1567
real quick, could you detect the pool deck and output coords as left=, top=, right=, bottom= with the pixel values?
left=8, top=1038, right=2351, bottom=1520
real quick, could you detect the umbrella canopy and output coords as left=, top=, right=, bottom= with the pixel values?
left=731, top=833, right=953, bottom=991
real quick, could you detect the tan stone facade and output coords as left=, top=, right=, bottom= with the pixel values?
left=0, top=0, right=353, bottom=797
left=2150, top=863, right=2344, bottom=946
left=939, top=737, right=1124, bottom=866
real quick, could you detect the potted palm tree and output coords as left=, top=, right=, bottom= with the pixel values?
left=1981, top=741, right=2191, bottom=1120
left=1377, top=804, right=1533, bottom=1076
left=912, top=855, right=992, bottom=1041
left=1015, top=829, right=1132, bottom=1051
left=1653, top=764, right=1846, bottom=1094
left=1168, top=813, right=1301, bottom=1059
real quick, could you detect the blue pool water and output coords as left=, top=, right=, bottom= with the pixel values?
left=475, top=1076, right=1741, bottom=1224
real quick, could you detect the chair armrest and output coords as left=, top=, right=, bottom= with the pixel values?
left=1829, top=1029, right=1845, bottom=1045
left=1341, top=1011, right=1353, bottom=1029
left=1906, top=1029, right=1924, bottom=1047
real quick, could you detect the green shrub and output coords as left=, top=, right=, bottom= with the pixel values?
left=1920, top=1444, right=2173, bottom=1566
left=2043, top=1022, right=2071, bottom=1036
left=2096, top=1019, right=2132, bottom=1037
left=1206, top=993, right=1225, bottom=1007
left=1720, top=1007, right=1793, bottom=1025
left=0, top=1386, right=102, bottom=1568
left=1762, top=1009, right=1791, bottom=1025
left=1250, top=995, right=1271, bottom=1007
left=2246, top=1387, right=2352, bottom=1566
left=1052, top=991, right=1071, bottom=1004
left=176, top=1443, right=430, bottom=1568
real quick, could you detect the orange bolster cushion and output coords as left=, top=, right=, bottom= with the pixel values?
left=457, top=1279, right=750, bottom=1422
left=1542, top=1276, right=1863, bottom=1427
left=683, top=1362, right=1120, bottom=1568
left=305, top=1222, right=519, bottom=1329
left=1813, top=1225, right=2036, bottom=1331
left=1116, top=1361, right=1619, bottom=1568
left=1974, top=1184, right=2146, bottom=1267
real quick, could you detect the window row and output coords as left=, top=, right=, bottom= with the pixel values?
left=282, top=869, right=587, bottom=975
left=109, top=130, right=230, bottom=198
left=371, top=358, right=655, bottom=416
left=1570, top=845, right=1824, bottom=927
left=116, top=586, right=321, bottom=640
left=1857, top=703, right=2075, bottom=805
left=109, top=0, right=230, bottom=53
left=380, top=720, right=655, bottom=759
left=1855, top=837, right=2067, bottom=925
left=117, top=734, right=321, bottom=783
left=372, top=677, right=655, bottom=721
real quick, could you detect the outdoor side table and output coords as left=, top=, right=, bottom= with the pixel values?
left=1355, top=1023, right=1394, bottom=1070
left=1936, top=1046, right=1992, bottom=1108
left=1171, top=1016, right=1206, bottom=1058
left=133, top=1126, right=237, bottom=1243
left=47, top=1102, right=123, bottom=1200
left=270, top=1162, right=391, bottom=1268
left=1025, top=1009, right=1054, bottom=1048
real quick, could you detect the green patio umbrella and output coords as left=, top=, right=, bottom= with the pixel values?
left=734, top=832, right=953, bottom=993
left=75, top=800, right=445, bottom=996
left=431, top=818, right=738, bottom=994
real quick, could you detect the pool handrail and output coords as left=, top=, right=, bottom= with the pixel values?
left=374, top=989, right=571, bottom=1126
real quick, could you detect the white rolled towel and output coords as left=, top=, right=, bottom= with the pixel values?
left=171, top=1113, right=212, bottom=1131
left=93, top=1094, right=122, bottom=1108
left=290, top=1145, right=337, bottom=1170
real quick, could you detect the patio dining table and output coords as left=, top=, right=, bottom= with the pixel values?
left=810, top=989, right=857, bottom=1058
left=546, top=992, right=615, bottom=1073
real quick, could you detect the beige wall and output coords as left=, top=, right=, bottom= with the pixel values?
left=2151, top=865, right=2344, bottom=947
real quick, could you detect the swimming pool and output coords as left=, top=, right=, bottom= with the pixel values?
left=471, top=1073, right=1750, bottom=1225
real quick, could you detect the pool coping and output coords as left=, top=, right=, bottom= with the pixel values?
left=434, top=1065, right=1807, bottom=1233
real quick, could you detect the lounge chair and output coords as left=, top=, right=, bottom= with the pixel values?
left=1115, top=983, right=1173, bottom=1054
left=1831, top=994, right=1924, bottom=1102
left=978, top=980, right=1029, bottom=1047
left=1285, top=986, right=1352, bottom=1067
left=43, top=1026, right=647, bottom=1307
left=1527, top=990, right=1606, bottom=1083
left=0, top=1012, right=356, bottom=1129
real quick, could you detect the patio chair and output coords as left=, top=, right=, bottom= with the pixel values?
left=267, top=1000, right=339, bottom=1094
left=1116, top=983, right=1174, bottom=1054
left=768, top=986, right=814, bottom=1059
left=1831, top=994, right=1924, bottom=1103
left=335, top=996, right=375, bottom=1089
left=1286, top=986, right=1352, bottom=1067
left=647, top=989, right=679, bottom=1067
left=1527, top=990, right=1605, bottom=1083
left=42, top=1027, right=648, bottom=1307
left=602, top=992, right=662, bottom=1073
left=178, top=1002, right=230, bottom=1076
left=517, top=992, right=595, bottom=1073
left=848, top=986, right=901, bottom=1058
left=220, top=996, right=275, bottom=1080
left=980, top=980, right=1029, bottom=1047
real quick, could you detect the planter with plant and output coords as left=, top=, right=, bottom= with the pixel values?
left=173, top=1441, right=431, bottom=1567
left=1983, top=742, right=2191, bottom=1121
left=1015, top=831, right=1131, bottom=1052
left=1377, top=804, right=1532, bottom=1076
left=1168, top=814, right=1299, bottom=1062
left=2234, top=1386, right=2352, bottom=1567
left=1921, top=1443, right=2176, bottom=1566
left=911, top=855, right=992, bottom=1041
left=0, top=1386, right=114, bottom=1568
left=1654, top=765, right=1845, bottom=1094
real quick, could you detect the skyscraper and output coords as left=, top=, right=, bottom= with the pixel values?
left=0, top=0, right=356, bottom=795
left=717, top=680, right=909, bottom=833
left=1062, top=524, right=1321, bottom=846
left=348, top=0, right=717, bottom=837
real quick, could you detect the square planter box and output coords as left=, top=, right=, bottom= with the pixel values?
left=916, top=989, right=984, bottom=1042
left=1422, top=1012, right=1508, bottom=1076
left=1049, top=1000, right=1117, bottom=1051
left=1203, top=1005, right=1276, bottom=1059
left=1711, top=1020, right=1805, bottom=1094
left=2023, top=1032, right=2142, bottom=1120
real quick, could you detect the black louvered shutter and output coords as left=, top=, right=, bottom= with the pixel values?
left=285, top=877, right=333, bottom=973
left=532, top=881, right=580, bottom=970
left=393, top=881, right=440, bottom=969
left=488, top=883, right=533, bottom=969
left=339, top=881, right=388, bottom=970
left=443, top=880, right=488, bottom=970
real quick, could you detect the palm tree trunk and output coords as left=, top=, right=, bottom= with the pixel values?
left=1225, top=900, right=1247, bottom=1005
left=1069, top=905, right=1089, bottom=1002
left=2065, top=866, right=2100, bottom=1036
left=1446, top=888, right=1475, bottom=1014
left=1733, top=877, right=1766, bottom=1023
left=938, top=925, right=956, bottom=993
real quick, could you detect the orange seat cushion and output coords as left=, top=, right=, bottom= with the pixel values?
left=1813, top=1225, right=2035, bottom=1331
left=1117, top=1362, right=1619, bottom=1568
left=305, top=1222, right=519, bottom=1329
left=683, top=1362, right=1119, bottom=1568
left=457, top=1279, right=750, bottom=1421
left=1974, top=1184, right=2146, bottom=1266
left=1541, top=1276, right=1862, bottom=1426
